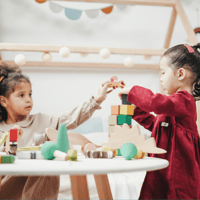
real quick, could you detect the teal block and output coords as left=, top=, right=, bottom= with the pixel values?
left=117, top=115, right=132, bottom=125
left=56, top=124, right=70, bottom=153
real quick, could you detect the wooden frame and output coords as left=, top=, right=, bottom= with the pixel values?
left=1, top=1, right=200, bottom=133
left=0, top=0, right=197, bottom=69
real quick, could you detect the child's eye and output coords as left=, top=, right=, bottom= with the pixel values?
left=19, top=94, right=24, bottom=97
left=29, top=93, right=32, bottom=97
left=162, top=72, right=165, bottom=75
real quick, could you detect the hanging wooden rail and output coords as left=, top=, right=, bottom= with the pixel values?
left=49, top=0, right=176, bottom=7
left=0, top=43, right=166, bottom=56
left=0, top=61, right=160, bottom=70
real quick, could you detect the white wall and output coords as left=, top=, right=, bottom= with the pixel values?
left=0, top=0, right=199, bottom=133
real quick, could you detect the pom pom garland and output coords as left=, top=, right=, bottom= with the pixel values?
left=124, top=57, right=134, bottom=68
left=42, top=52, right=52, bottom=62
left=59, top=47, right=71, bottom=58
left=100, top=48, right=111, bottom=59
left=14, top=54, right=26, bottom=66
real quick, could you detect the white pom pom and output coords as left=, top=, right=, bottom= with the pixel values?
left=80, top=53, right=88, bottom=58
left=59, top=47, right=70, bottom=58
left=124, top=57, right=134, bottom=68
left=100, top=48, right=111, bottom=59
left=42, top=52, right=52, bottom=62
left=14, top=54, right=26, bottom=66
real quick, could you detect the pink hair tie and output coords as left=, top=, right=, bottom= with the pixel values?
left=184, top=44, right=194, bottom=53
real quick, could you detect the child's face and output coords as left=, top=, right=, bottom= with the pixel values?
left=5, top=82, right=33, bottom=117
left=160, top=56, right=179, bottom=95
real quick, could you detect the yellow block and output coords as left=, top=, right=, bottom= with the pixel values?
left=120, top=105, right=135, bottom=115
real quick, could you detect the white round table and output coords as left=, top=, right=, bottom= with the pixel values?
left=0, top=155, right=169, bottom=199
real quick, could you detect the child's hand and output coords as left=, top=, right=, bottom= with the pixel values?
left=13, top=124, right=23, bottom=142
left=94, top=82, right=113, bottom=104
left=118, top=86, right=132, bottom=99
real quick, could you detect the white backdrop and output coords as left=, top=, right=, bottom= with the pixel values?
left=0, top=0, right=199, bottom=133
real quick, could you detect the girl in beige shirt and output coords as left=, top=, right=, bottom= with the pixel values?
left=0, top=63, right=112, bottom=199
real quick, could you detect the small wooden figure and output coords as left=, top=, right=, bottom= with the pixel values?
left=107, top=76, right=125, bottom=89
left=8, top=129, right=18, bottom=155
left=5, top=125, right=23, bottom=155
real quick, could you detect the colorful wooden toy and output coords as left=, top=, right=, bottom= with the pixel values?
left=120, top=143, right=137, bottom=160
left=109, top=115, right=118, bottom=125
left=111, top=105, right=120, bottom=115
left=0, top=155, right=15, bottom=163
left=102, top=147, right=118, bottom=157
left=121, top=94, right=132, bottom=105
left=85, top=150, right=114, bottom=159
left=41, top=141, right=68, bottom=161
left=102, top=124, right=167, bottom=154
left=134, top=147, right=143, bottom=159
left=107, top=76, right=125, bottom=89
left=67, top=149, right=77, bottom=161
left=56, top=124, right=70, bottom=153
left=81, top=143, right=96, bottom=154
left=120, top=105, right=135, bottom=115
left=117, top=115, right=132, bottom=125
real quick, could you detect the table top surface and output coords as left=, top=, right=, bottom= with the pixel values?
left=0, top=154, right=169, bottom=176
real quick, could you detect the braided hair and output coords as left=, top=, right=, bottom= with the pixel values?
left=162, top=43, right=200, bottom=100
left=0, top=63, right=31, bottom=121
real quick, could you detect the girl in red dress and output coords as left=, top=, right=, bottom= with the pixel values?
left=119, top=43, right=200, bottom=199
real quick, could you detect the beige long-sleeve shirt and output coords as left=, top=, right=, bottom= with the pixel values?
left=0, top=97, right=101, bottom=199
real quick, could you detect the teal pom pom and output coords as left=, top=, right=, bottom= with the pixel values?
left=120, top=143, right=137, bottom=160
left=41, top=141, right=57, bottom=160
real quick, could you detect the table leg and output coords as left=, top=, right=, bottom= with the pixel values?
left=94, top=174, right=113, bottom=200
left=70, top=175, right=90, bottom=200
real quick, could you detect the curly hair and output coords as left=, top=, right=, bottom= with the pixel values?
left=162, top=43, right=200, bottom=100
left=0, top=63, right=31, bottom=121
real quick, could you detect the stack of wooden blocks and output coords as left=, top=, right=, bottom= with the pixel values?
left=108, top=94, right=135, bottom=137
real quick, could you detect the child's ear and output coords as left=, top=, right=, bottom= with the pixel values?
left=177, top=68, right=186, bottom=81
left=0, top=96, right=7, bottom=108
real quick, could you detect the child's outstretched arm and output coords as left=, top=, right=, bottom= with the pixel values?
left=41, top=82, right=113, bottom=131
left=119, top=86, right=157, bottom=132
left=94, top=82, right=112, bottom=105
left=125, top=86, right=193, bottom=117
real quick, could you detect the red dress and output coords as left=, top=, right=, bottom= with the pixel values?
left=127, top=86, right=200, bottom=199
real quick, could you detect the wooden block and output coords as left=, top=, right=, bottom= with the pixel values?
left=121, top=94, right=132, bottom=105
left=120, top=105, right=134, bottom=115
left=117, top=115, right=132, bottom=125
left=111, top=105, right=120, bottom=115
left=108, top=125, right=115, bottom=135
left=109, top=115, right=118, bottom=125
left=9, top=129, right=18, bottom=142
